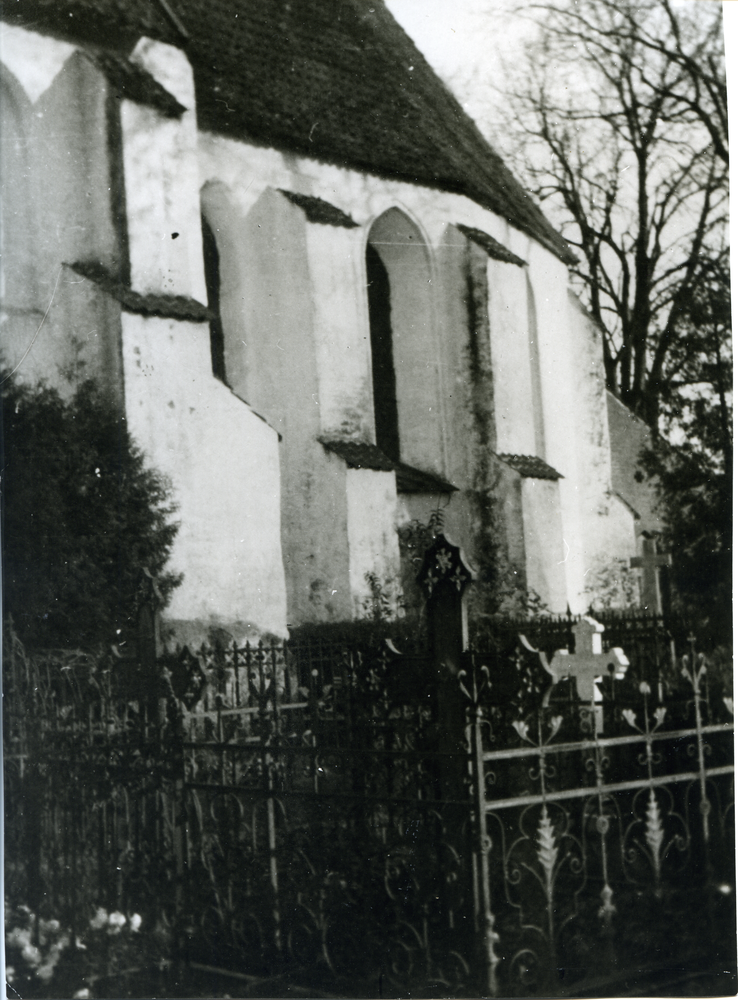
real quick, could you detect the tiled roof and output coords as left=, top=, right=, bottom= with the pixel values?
left=69, top=262, right=212, bottom=323
left=4, top=0, right=576, bottom=266
left=319, top=438, right=395, bottom=472
left=279, top=191, right=359, bottom=228
left=457, top=224, right=526, bottom=267
left=394, top=461, right=457, bottom=495
left=319, top=438, right=457, bottom=493
left=497, top=454, right=563, bottom=481
left=89, top=51, right=185, bottom=117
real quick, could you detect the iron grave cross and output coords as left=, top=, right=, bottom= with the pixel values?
left=630, top=534, right=672, bottom=614
left=539, top=616, right=629, bottom=703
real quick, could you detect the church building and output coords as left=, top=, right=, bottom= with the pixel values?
left=0, top=0, right=656, bottom=643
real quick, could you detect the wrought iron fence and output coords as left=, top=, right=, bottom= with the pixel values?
left=468, top=636, right=735, bottom=996
left=4, top=618, right=735, bottom=997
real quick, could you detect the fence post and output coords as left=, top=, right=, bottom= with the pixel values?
left=469, top=663, right=500, bottom=996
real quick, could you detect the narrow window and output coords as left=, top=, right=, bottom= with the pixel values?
left=366, top=242, right=400, bottom=461
left=366, top=208, right=438, bottom=472
left=201, top=214, right=226, bottom=382
left=526, top=273, right=546, bottom=459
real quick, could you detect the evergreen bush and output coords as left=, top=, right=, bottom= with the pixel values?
left=1, top=372, right=181, bottom=649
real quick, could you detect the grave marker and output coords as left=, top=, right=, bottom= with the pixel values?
left=630, top=534, right=672, bottom=615
left=534, top=616, right=629, bottom=732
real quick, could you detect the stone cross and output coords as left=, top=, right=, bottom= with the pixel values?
left=539, top=616, right=629, bottom=703
left=630, top=535, right=672, bottom=615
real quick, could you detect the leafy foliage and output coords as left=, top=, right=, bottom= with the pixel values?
left=1, top=372, right=181, bottom=649
left=638, top=258, right=732, bottom=647
left=584, top=557, right=641, bottom=612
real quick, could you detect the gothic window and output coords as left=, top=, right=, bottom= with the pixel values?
left=366, top=209, right=440, bottom=472
left=366, top=241, right=400, bottom=461
left=201, top=213, right=226, bottom=383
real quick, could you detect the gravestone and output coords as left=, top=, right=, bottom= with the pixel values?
left=417, top=533, right=475, bottom=799
left=417, top=532, right=475, bottom=676
left=540, top=617, right=629, bottom=702
left=630, top=533, right=672, bottom=615
left=532, top=616, right=629, bottom=733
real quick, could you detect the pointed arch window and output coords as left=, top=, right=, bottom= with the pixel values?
left=366, top=240, right=400, bottom=461
left=366, top=209, right=440, bottom=473
left=201, top=214, right=226, bottom=382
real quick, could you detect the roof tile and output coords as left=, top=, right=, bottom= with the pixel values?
left=319, top=437, right=457, bottom=493
left=457, top=224, right=526, bottom=267
left=69, top=262, right=212, bottom=323
left=279, top=191, right=359, bottom=228
left=497, top=454, right=563, bottom=481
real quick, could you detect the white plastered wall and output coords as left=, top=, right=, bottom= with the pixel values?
left=525, top=240, right=589, bottom=611
left=122, top=38, right=206, bottom=302
left=521, top=479, right=568, bottom=611
left=304, top=222, right=375, bottom=440
left=118, top=40, right=287, bottom=638
left=195, top=130, right=635, bottom=620
left=488, top=260, right=538, bottom=456
left=122, top=313, right=287, bottom=638
left=567, top=293, right=638, bottom=605
left=346, top=468, right=402, bottom=617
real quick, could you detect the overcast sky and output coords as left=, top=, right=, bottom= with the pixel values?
left=385, top=0, right=520, bottom=140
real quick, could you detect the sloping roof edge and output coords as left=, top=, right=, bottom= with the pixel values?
left=279, top=190, right=359, bottom=229
left=319, top=437, right=457, bottom=493
left=88, top=51, right=185, bottom=117
left=457, top=224, right=526, bottom=267
left=497, top=453, right=563, bottom=481
left=69, top=262, right=212, bottom=322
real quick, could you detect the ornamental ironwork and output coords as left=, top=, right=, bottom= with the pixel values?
left=416, top=532, right=474, bottom=600
left=3, top=615, right=734, bottom=998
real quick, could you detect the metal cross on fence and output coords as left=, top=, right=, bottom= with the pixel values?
left=537, top=616, right=629, bottom=706
left=630, top=534, right=672, bottom=615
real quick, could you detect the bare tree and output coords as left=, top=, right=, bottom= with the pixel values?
left=499, top=0, right=728, bottom=430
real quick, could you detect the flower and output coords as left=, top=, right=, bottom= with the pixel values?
left=7, top=926, right=32, bottom=949
left=129, top=913, right=142, bottom=932
left=89, top=907, right=108, bottom=930
left=107, top=911, right=126, bottom=934
left=6, top=967, right=14, bottom=983
left=73, top=989, right=91, bottom=999
left=21, top=941, right=42, bottom=966
left=37, top=962, right=56, bottom=982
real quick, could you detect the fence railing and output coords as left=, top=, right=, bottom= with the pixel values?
left=468, top=638, right=735, bottom=995
left=4, top=616, right=735, bottom=997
